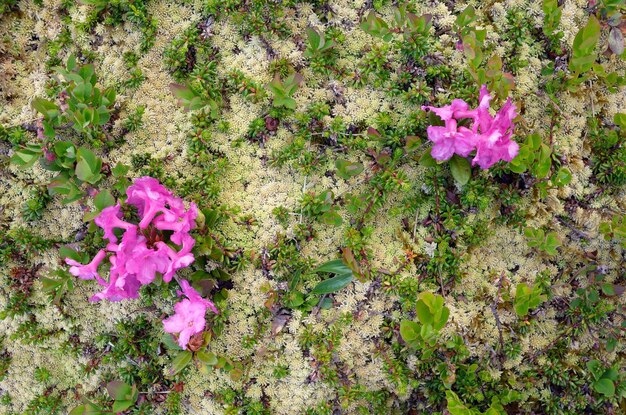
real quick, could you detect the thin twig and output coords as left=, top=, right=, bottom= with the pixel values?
left=556, top=215, right=590, bottom=241
left=528, top=320, right=582, bottom=363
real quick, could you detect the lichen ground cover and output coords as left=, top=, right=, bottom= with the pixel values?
left=0, top=0, right=625, bottom=414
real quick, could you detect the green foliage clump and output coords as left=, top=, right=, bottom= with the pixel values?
left=590, top=114, right=626, bottom=187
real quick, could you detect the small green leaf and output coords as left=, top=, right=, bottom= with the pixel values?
left=335, top=159, right=364, bottom=180
left=514, top=283, right=546, bottom=317
left=197, top=350, right=218, bottom=366
left=419, top=150, right=437, bottom=167
left=284, top=290, right=305, bottom=307
left=449, top=155, right=471, bottom=185
left=112, top=400, right=134, bottom=412
left=75, top=147, right=102, bottom=184
left=170, top=83, right=206, bottom=111
left=405, top=135, right=421, bottom=152
left=230, top=367, right=244, bottom=381
left=69, top=403, right=104, bottom=415
left=93, top=189, right=115, bottom=211
left=313, top=259, right=352, bottom=275
left=592, top=378, right=615, bottom=397
left=544, top=232, right=561, bottom=255
left=601, top=283, right=616, bottom=296
left=59, top=246, right=82, bottom=262
left=533, top=144, right=552, bottom=178
left=319, top=296, right=333, bottom=309
left=169, top=350, right=192, bottom=376
left=569, top=15, right=601, bottom=73
left=162, top=333, right=182, bottom=351
left=106, top=381, right=132, bottom=401
left=111, top=162, right=130, bottom=177
left=31, top=98, right=59, bottom=119
left=553, top=167, right=572, bottom=186
left=10, top=144, right=43, bottom=169
left=446, top=390, right=474, bottom=415
left=415, top=297, right=434, bottom=326
left=311, top=273, right=353, bottom=295
left=399, top=320, right=420, bottom=342
left=321, top=209, right=343, bottom=226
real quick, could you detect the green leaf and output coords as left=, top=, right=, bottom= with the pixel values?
left=112, top=400, right=134, bottom=412
left=449, top=155, right=471, bottom=185
left=311, top=273, right=353, bottom=295
left=399, top=320, right=420, bottom=342
left=106, top=381, right=132, bottom=400
left=10, top=144, right=43, bottom=169
left=59, top=246, right=82, bottom=262
left=405, top=135, right=420, bottom=152
left=93, top=190, right=115, bottom=211
left=170, top=83, right=206, bottom=111
left=321, top=209, right=343, bottom=226
left=48, top=172, right=85, bottom=203
left=569, top=15, right=601, bottom=73
left=313, top=259, right=352, bottom=275
left=456, top=6, right=477, bottom=31
left=162, top=333, right=182, bottom=351
left=419, top=150, right=437, bottom=167
left=446, top=390, right=475, bottom=415
left=416, top=292, right=449, bottom=330
left=533, top=144, right=552, bottom=178
left=75, top=147, right=102, bottom=184
left=553, top=167, right=572, bottom=186
left=592, top=378, right=615, bottom=397
left=32, top=98, right=59, bottom=120
left=586, top=360, right=604, bottom=380
left=434, top=306, right=450, bottom=331
left=169, top=350, right=192, bottom=376
left=544, top=232, right=560, bottom=255
left=319, top=296, right=333, bottom=309
left=415, top=297, right=433, bottom=326
left=284, top=290, right=305, bottom=308
left=68, top=405, right=86, bottom=415
left=601, top=283, right=616, bottom=296
left=197, top=350, right=218, bottom=366
left=335, top=159, right=364, bottom=180
left=514, top=283, right=546, bottom=317
left=360, top=11, right=391, bottom=40
left=68, top=403, right=104, bottom=415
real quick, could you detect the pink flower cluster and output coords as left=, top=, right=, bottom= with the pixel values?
left=65, top=177, right=217, bottom=349
left=422, top=85, right=519, bottom=169
left=162, top=280, right=219, bottom=348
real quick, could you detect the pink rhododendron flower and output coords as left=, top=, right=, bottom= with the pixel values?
left=422, top=85, right=518, bottom=169
left=163, top=279, right=218, bottom=349
left=177, top=279, right=219, bottom=314
left=157, top=234, right=196, bottom=283
left=423, top=99, right=475, bottom=122
left=65, top=249, right=107, bottom=283
left=470, top=89, right=519, bottom=169
left=153, top=203, right=198, bottom=245
left=66, top=177, right=218, bottom=349
left=126, top=177, right=186, bottom=229
left=424, top=120, right=477, bottom=160
left=162, top=299, right=208, bottom=349
left=95, top=203, right=135, bottom=243
left=65, top=177, right=201, bottom=303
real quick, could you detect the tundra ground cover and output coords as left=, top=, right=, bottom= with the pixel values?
left=0, top=0, right=625, bottom=414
